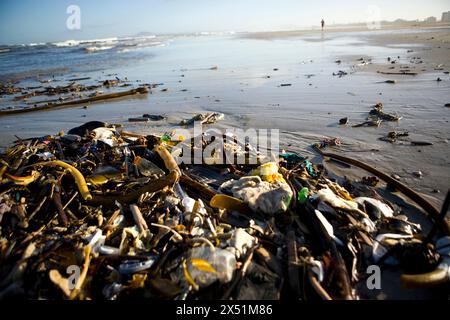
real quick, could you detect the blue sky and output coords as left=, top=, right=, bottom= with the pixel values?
left=0, top=0, right=448, bottom=44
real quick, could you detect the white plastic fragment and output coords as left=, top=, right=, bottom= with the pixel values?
left=220, top=176, right=293, bottom=214
left=314, top=209, right=344, bottom=247
left=310, top=259, right=324, bottom=283
left=372, top=233, right=413, bottom=263
left=227, top=228, right=257, bottom=259
left=313, top=187, right=358, bottom=211
left=354, top=197, right=394, bottom=218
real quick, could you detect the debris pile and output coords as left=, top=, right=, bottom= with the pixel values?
left=0, top=78, right=153, bottom=116
left=352, top=102, right=401, bottom=128
left=0, top=121, right=449, bottom=300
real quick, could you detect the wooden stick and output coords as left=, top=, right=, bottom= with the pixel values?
left=52, top=185, right=69, bottom=227
left=0, top=87, right=149, bottom=116
left=377, top=71, right=418, bottom=76
left=130, top=204, right=149, bottom=233
left=308, top=271, right=332, bottom=300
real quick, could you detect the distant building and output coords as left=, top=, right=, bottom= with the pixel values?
left=442, top=11, right=450, bottom=22
left=424, top=16, right=437, bottom=23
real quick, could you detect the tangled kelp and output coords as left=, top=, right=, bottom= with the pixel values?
left=0, top=121, right=449, bottom=300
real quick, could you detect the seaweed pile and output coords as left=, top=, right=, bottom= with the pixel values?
left=0, top=121, right=449, bottom=300
left=0, top=78, right=152, bottom=116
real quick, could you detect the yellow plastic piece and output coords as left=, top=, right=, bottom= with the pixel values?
left=250, top=162, right=286, bottom=183
left=0, top=165, right=7, bottom=179
left=5, top=171, right=40, bottom=186
left=183, top=260, right=199, bottom=291
left=37, top=160, right=92, bottom=201
left=210, top=194, right=247, bottom=212
left=191, top=258, right=217, bottom=274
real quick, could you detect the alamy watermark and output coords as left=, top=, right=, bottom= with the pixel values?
left=67, top=265, right=81, bottom=290
left=366, top=5, right=381, bottom=30
left=66, top=5, right=81, bottom=30
left=170, top=122, right=279, bottom=165
left=366, top=265, right=381, bottom=290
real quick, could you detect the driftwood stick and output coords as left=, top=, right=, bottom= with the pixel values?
left=377, top=71, right=418, bottom=76
left=130, top=204, right=149, bottom=233
left=52, top=184, right=69, bottom=227
left=0, top=87, right=149, bottom=116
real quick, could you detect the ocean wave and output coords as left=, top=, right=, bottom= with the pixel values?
left=120, top=35, right=156, bottom=41
left=52, top=37, right=119, bottom=47
left=28, top=42, right=47, bottom=47
left=84, top=45, right=115, bottom=53
left=52, top=39, right=82, bottom=47
left=119, top=41, right=168, bottom=53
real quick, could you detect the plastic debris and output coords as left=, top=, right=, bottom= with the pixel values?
left=220, top=176, right=293, bottom=215
left=0, top=120, right=448, bottom=301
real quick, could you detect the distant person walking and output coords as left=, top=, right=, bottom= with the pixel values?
left=321, top=19, right=325, bottom=31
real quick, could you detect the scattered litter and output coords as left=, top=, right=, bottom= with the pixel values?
left=0, top=120, right=448, bottom=301
left=332, top=70, right=348, bottom=78
left=180, top=112, right=224, bottom=126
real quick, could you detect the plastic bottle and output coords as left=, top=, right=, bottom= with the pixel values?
left=181, top=247, right=236, bottom=289
left=133, top=156, right=164, bottom=177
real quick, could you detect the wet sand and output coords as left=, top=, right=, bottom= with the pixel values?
left=1, top=25, right=449, bottom=208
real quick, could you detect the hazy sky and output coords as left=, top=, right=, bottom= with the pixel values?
left=0, top=0, right=449, bottom=44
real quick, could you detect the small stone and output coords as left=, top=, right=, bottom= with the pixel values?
left=339, top=117, right=348, bottom=125
left=412, top=170, right=423, bottom=178
left=432, top=189, right=440, bottom=194
left=392, top=174, right=401, bottom=180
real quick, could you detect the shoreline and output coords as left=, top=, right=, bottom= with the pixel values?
left=241, top=22, right=450, bottom=40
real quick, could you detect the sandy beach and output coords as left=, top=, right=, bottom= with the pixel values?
left=1, top=25, right=449, bottom=207
left=2, top=0, right=450, bottom=303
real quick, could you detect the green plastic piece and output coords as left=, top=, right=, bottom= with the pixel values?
left=297, top=187, right=309, bottom=204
